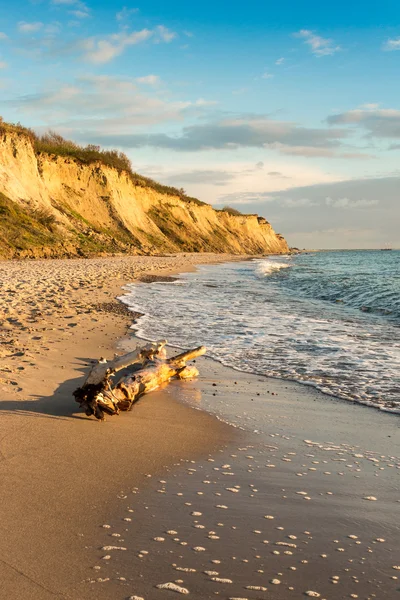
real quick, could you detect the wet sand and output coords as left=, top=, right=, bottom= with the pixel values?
left=77, top=347, right=400, bottom=600
left=0, top=255, right=399, bottom=599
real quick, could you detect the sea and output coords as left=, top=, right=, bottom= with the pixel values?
left=121, top=250, right=400, bottom=414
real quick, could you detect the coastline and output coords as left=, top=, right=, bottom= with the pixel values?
left=1, top=254, right=399, bottom=599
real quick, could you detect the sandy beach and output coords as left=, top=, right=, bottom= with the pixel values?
left=0, top=255, right=399, bottom=600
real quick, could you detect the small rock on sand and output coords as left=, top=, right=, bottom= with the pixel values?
left=156, top=582, right=189, bottom=594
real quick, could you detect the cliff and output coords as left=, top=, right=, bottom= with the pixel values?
left=0, top=129, right=289, bottom=258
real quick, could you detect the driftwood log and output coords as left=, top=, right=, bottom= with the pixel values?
left=73, top=340, right=206, bottom=420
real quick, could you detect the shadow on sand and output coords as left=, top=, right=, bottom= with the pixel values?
left=0, top=357, right=96, bottom=421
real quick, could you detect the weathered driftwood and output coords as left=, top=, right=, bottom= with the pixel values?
left=83, top=340, right=167, bottom=386
left=73, top=341, right=206, bottom=420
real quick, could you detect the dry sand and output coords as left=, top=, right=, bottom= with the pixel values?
left=0, top=254, right=399, bottom=600
left=0, top=254, right=242, bottom=599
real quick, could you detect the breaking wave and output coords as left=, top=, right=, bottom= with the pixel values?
left=121, top=251, right=400, bottom=414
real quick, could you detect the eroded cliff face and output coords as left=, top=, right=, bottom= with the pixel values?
left=0, top=131, right=289, bottom=258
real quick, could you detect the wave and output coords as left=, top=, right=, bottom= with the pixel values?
left=271, top=256, right=400, bottom=322
left=120, top=254, right=400, bottom=414
left=256, top=258, right=292, bottom=276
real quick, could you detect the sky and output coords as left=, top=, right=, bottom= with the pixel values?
left=0, top=0, right=399, bottom=248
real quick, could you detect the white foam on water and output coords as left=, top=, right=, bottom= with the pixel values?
left=256, top=257, right=292, bottom=276
left=120, top=257, right=400, bottom=413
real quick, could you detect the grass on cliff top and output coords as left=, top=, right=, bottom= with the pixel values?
left=0, top=119, right=210, bottom=207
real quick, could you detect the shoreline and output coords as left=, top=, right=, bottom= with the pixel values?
left=120, top=260, right=400, bottom=417
left=1, top=254, right=399, bottom=599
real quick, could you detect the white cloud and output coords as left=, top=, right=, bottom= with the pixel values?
left=281, top=197, right=317, bottom=207
left=14, top=74, right=215, bottom=134
left=268, top=143, right=338, bottom=157
left=80, top=25, right=176, bottom=63
left=136, top=74, right=160, bottom=85
left=275, top=57, right=285, bottom=65
left=142, top=160, right=337, bottom=205
left=261, top=71, right=273, bottom=79
left=155, top=25, right=176, bottom=43
left=81, top=29, right=153, bottom=63
left=383, top=37, right=400, bottom=51
left=116, top=7, right=140, bottom=22
left=70, top=9, right=89, bottom=18
left=295, top=29, right=341, bottom=56
left=18, top=21, right=43, bottom=33
left=194, top=98, right=218, bottom=106
left=51, top=0, right=90, bottom=19
left=325, top=196, right=379, bottom=208
left=360, top=103, right=379, bottom=110
left=0, top=32, right=8, bottom=40
left=266, top=142, right=374, bottom=159
left=0, top=61, right=7, bottom=69
left=216, top=177, right=399, bottom=249
left=327, top=104, right=400, bottom=138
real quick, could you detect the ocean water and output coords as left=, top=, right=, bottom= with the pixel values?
left=121, top=251, right=400, bottom=414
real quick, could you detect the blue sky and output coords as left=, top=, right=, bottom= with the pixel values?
left=0, top=0, right=399, bottom=248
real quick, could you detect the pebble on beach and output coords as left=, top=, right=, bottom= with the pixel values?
left=156, top=582, right=189, bottom=594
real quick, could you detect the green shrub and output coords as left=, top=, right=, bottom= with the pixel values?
left=31, top=207, right=57, bottom=231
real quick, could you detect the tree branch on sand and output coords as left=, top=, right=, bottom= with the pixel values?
left=73, top=340, right=206, bottom=420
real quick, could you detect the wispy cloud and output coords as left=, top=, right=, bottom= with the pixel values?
left=0, top=32, right=8, bottom=40
left=81, top=29, right=153, bottom=63
left=295, top=29, right=341, bottom=56
left=261, top=71, right=273, bottom=79
left=216, top=176, right=399, bottom=249
left=52, top=0, right=90, bottom=19
left=71, top=115, right=353, bottom=156
left=18, top=21, right=43, bottom=33
left=325, top=196, right=378, bottom=209
left=267, top=143, right=374, bottom=159
left=166, top=169, right=237, bottom=186
left=70, top=10, right=89, bottom=18
left=13, top=74, right=216, bottom=133
left=80, top=25, right=176, bottom=63
left=155, top=25, right=176, bottom=43
left=275, top=57, right=285, bottom=65
left=135, top=74, right=160, bottom=85
left=327, top=104, right=400, bottom=138
left=116, top=7, right=140, bottom=22
left=383, top=37, right=400, bottom=51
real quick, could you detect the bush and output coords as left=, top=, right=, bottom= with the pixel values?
left=220, top=206, right=243, bottom=216
left=34, top=130, right=134, bottom=173
left=0, top=118, right=37, bottom=142
left=31, top=207, right=57, bottom=232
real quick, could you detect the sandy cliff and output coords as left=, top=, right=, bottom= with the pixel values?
left=0, top=130, right=289, bottom=258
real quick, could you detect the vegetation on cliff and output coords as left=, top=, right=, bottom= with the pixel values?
left=0, top=118, right=206, bottom=206
left=0, top=117, right=289, bottom=258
